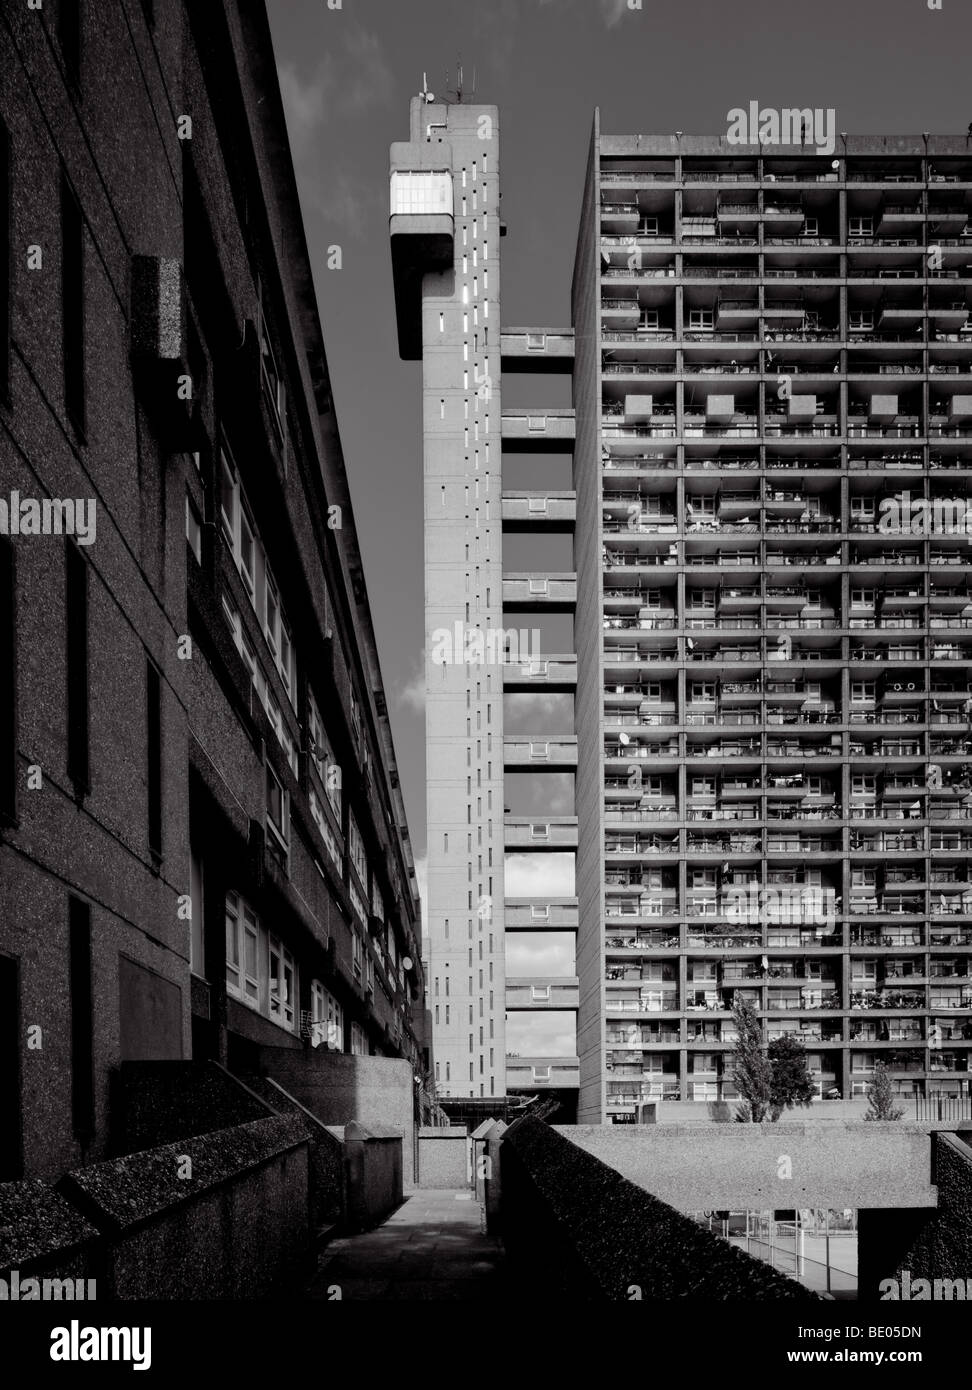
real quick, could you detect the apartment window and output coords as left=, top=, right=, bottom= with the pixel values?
left=60, top=169, right=85, bottom=434
left=350, top=689, right=362, bottom=744
left=351, top=930, right=363, bottom=981
left=185, top=493, right=202, bottom=563
left=309, top=788, right=341, bottom=870
left=266, top=763, right=289, bottom=858
left=189, top=849, right=205, bottom=977
left=310, top=980, right=343, bottom=1050
left=264, top=567, right=294, bottom=698
left=0, top=120, right=9, bottom=402
left=849, top=310, right=874, bottom=333
left=268, top=933, right=296, bottom=1028
left=851, top=588, right=876, bottom=606
left=225, top=891, right=260, bottom=1004
left=688, top=309, right=714, bottom=331
left=0, top=953, right=21, bottom=1179
left=146, top=659, right=162, bottom=860
left=259, top=309, right=285, bottom=445
left=371, top=880, right=384, bottom=925
left=69, top=896, right=94, bottom=1143
left=349, top=882, right=368, bottom=929
left=220, top=449, right=238, bottom=547
left=349, top=813, right=368, bottom=885
left=849, top=216, right=873, bottom=238
left=0, top=539, right=15, bottom=824
left=65, top=541, right=89, bottom=793
left=350, top=1022, right=368, bottom=1057
left=851, top=681, right=875, bottom=702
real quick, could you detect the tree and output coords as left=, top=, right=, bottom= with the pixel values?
left=864, top=1063, right=904, bottom=1121
left=730, top=1001, right=773, bottom=1122
left=768, top=1034, right=815, bottom=1121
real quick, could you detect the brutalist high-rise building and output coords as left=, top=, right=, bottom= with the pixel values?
left=392, top=102, right=972, bottom=1124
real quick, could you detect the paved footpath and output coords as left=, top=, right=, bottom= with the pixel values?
left=305, top=1189, right=508, bottom=1301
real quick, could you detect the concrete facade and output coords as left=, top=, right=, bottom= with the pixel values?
left=393, top=106, right=972, bottom=1122
left=0, top=2, right=427, bottom=1193
left=418, top=1126, right=469, bottom=1188
left=555, top=1121, right=937, bottom=1211
left=391, top=99, right=505, bottom=1100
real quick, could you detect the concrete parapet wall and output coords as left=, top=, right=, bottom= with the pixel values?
left=341, top=1122, right=403, bottom=1232
left=554, top=1122, right=937, bottom=1212
left=259, top=1048, right=416, bottom=1182
left=500, top=1117, right=816, bottom=1300
left=58, top=1115, right=311, bottom=1299
left=858, top=1132, right=972, bottom=1299
left=418, top=1128, right=469, bottom=1188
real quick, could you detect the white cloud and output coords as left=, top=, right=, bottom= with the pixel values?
left=506, top=1010, right=576, bottom=1057
left=504, top=852, right=575, bottom=898
left=277, top=27, right=392, bottom=154
left=397, top=661, right=426, bottom=714
left=600, top=0, right=630, bottom=27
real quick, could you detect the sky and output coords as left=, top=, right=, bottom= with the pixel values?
left=265, top=0, right=972, bottom=899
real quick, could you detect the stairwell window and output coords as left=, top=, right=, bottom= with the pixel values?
left=65, top=540, right=89, bottom=794
left=185, top=493, right=202, bottom=563
left=0, top=120, right=9, bottom=404
left=0, top=539, right=15, bottom=825
left=57, top=0, right=82, bottom=87
left=60, top=169, right=85, bottom=436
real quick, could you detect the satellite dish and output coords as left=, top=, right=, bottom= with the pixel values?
left=831, top=159, right=840, bottom=170
left=403, top=956, right=414, bottom=971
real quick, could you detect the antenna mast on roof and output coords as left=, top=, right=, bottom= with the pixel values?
left=446, top=57, right=476, bottom=104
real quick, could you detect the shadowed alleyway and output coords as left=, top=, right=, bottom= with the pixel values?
left=305, top=1189, right=508, bottom=1301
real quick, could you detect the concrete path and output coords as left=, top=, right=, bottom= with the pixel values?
left=305, top=1189, right=508, bottom=1300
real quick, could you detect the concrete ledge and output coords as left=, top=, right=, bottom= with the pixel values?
left=62, top=1115, right=310, bottom=1235
left=0, top=1180, right=100, bottom=1277
left=501, top=1117, right=816, bottom=1300
left=555, top=1122, right=937, bottom=1211
left=418, top=1127, right=469, bottom=1188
